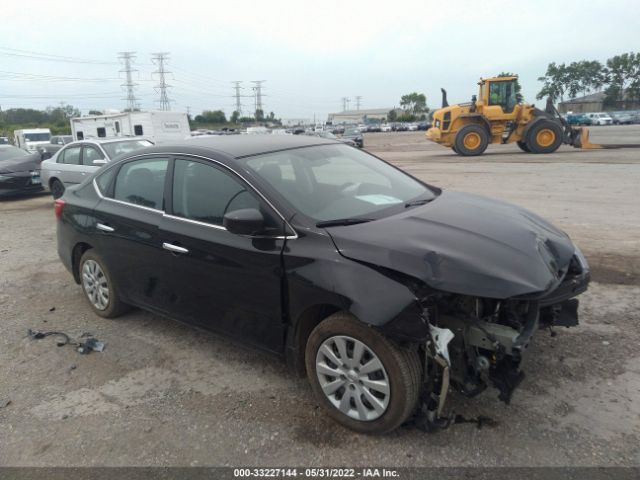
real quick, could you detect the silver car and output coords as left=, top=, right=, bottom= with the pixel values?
left=41, top=138, right=153, bottom=198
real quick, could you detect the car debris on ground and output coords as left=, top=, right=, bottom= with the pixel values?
left=27, top=328, right=106, bottom=354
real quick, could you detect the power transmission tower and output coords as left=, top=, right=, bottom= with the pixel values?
left=118, top=52, right=138, bottom=111
left=251, top=80, right=266, bottom=115
left=355, top=96, right=362, bottom=110
left=341, top=97, right=350, bottom=111
left=151, top=52, right=173, bottom=111
left=232, top=81, right=243, bottom=116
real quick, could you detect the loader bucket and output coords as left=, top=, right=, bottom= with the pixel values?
left=572, top=127, right=602, bottom=150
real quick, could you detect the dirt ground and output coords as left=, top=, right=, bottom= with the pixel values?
left=1, top=126, right=639, bottom=467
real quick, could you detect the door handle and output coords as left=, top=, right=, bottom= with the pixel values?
left=96, top=223, right=114, bottom=232
left=163, top=242, right=189, bottom=254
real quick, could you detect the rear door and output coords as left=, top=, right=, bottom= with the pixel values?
left=54, top=144, right=85, bottom=185
left=158, top=156, right=288, bottom=353
left=92, top=156, right=172, bottom=310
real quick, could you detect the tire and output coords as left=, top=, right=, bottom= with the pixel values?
left=454, top=124, right=489, bottom=156
left=79, top=249, right=130, bottom=318
left=305, top=312, right=422, bottom=434
left=516, top=140, right=530, bottom=153
left=527, top=120, right=563, bottom=154
left=451, top=146, right=457, bottom=153
left=50, top=179, right=65, bottom=200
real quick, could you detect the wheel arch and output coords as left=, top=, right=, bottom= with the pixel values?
left=71, top=242, right=93, bottom=284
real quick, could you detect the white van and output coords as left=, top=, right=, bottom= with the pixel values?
left=585, top=112, right=613, bottom=126
left=14, top=128, right=52, bottom=153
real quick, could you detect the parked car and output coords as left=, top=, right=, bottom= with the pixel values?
left=417, top=121, right=431, bottom=131
left=306, top=130, right=357, bottom=147
left=0, top=145, right=44, bottom=197
left=610, top=112, right=639, bottom=125
left=585, top=112, right=613, bottom=126
left=407, top=123, right=418, bottom=131
left=565, top=114, right=593, bottom=126
left=38, top=135, right=74, bottom=160
left=55, top=135, right=589, bottom=434
left=342, top=127, right=364, bottom=148
left=0, top=137, right=9, bottom=145
left=367, top=124, right=382, bottom=133
left=380, top=123, right=392, bottom=132
left=41, top=138, right=153, bottom=199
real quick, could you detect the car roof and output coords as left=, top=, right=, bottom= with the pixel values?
left=146, top=134, right=340, bottom=159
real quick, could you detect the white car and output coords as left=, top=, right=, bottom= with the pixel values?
left=381, top=123, right=392, bottom=132
left=586, top=112, right=613, bottom=126
left=407, top=123, right=418, bottom=131
left=40, top=137, right=153, bottom=199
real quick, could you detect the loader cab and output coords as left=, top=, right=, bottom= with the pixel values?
left=478, top=77, right=519, bottom=117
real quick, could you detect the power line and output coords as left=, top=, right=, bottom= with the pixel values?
left=118, top=52, right=139, bottom=111
left=341, top=97, right=350, bottom=111
left=355, top=96, right=362, bottom=110
left=151, top=52, right=173, bottom=111
left=0, top=46, right=118, bottom=65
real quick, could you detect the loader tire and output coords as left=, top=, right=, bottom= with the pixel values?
left=527, top=120, right=563, bottom=154
left=454, top=124, right=489, bottom=156
left=516, top=140, right=530, bottom=153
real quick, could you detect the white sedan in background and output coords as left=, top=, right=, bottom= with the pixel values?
left=40, top=138, right=153, bottom=199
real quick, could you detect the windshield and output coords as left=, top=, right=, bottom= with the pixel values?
left=244, top=144, right=436, bottom=223
left=101, top=140, right=153, bottom=158
left=0, top=146, right=30, bottom=161
left=24, top=133, right=51, bottom=142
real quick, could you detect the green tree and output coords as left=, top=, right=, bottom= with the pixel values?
left=497, top=72, right=524, bottom=103
left=387, top=109, right=398, bottom=121
left=230, top=110, right=240, bottom=123
left=537, top=62, right=568, bottom=102
left=399, top=93, right=428, bottom=116
left=255, top=109, right=265, bottom=122
left=88, top=110, right=103, bottom=116
left=606, top=52, right=640, bottom=103
left=197, top=110, right=227, bottom=123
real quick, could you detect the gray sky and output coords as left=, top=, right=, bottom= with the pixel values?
left=2, top=0, right=638, bottom=120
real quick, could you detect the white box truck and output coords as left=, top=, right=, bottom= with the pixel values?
left=14, top=128, right=52, bottom=153
left=70, top=111, right=190, bottom=144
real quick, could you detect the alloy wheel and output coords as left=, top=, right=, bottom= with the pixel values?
left=315, top=335, right=390, bottom=421
left=82, top=259, right=109, bottom=310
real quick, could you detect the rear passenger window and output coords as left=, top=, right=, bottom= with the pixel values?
left=61, top=146, right=81, bottom=165
left=172, top=159, right=259, bottom=226
left=113, top=158, right=168, bottom=210
left=97, top=127, right=106, bottom=138
left=134, top=125, right=143, bottom=136
left=95, top=167, right=117, bottom=195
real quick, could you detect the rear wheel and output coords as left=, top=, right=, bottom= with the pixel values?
left=516, top=140, right=530, bottom=152
left=50, top=179, right=65, bottom=200
left=454, top=124, right=489, bottom=156
left=305, top=312, right=422, bottom=434
left=527, top=120, right=563, bottom=154
left=79, top=250, right=130, bottom=318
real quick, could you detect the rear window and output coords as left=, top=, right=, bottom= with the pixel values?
left=102, top=140, right=152, bottom=159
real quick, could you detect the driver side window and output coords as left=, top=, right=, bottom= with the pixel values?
left=171, top=159, right=265, bottom=227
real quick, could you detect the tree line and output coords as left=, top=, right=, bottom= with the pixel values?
left=537, top=52, right=640, bottom=107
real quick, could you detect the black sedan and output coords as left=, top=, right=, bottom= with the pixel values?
left=54, top=135, right=589, bottom=434
left=0, top=145, right=44, bottom=197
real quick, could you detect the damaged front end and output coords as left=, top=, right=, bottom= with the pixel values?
left=408, top=250, right=589, bottom=431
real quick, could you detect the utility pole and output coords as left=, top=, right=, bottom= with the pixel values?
left=355, top=96, right=362, bottom=110
left=118, top=52, right=138, bottom=111
left=341, top=97, right=350, bottom=111
left=232, top=81, right=243, bottom=116
left=151, top=52, right=172, bottom=111
left=251, top=80, right=266, bottom=115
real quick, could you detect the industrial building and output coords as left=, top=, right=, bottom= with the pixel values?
left=558, top=89, right=640, bottom=113
left=327, top=108, right=400, bottom=124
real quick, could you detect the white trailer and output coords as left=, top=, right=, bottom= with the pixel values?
left=13, top=128, right=52, bottom=153
left=70, top=111, right=190, bottom=144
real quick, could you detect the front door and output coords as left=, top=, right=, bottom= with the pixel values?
left=159, top=156, right=286, bottom=353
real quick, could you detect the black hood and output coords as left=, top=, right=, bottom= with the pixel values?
left=326, top=190, right=576, bottom=299
left=0, top=153, right=42, bottom=174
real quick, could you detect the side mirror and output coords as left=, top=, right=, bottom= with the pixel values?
left=92, top=159, right=108, bottom=166
left=223, top=208, right=264, bottom=236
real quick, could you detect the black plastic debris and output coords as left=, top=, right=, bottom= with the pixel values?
left=27, top=329, right=70, bottom=347
left=27, top=329, right=105, bottom=354
left=0, top=398, right=11, bottom=409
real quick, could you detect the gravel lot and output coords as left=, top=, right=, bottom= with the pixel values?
left=1, top=126, right=639, bottom=467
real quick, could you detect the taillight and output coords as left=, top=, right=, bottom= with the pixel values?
left=54, top=199, right=65, bottom=220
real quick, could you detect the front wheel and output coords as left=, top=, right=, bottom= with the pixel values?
left=516, top=140, right=530, bottom=153
left=454, top=124, right=489, bottom=156
left=527, top=120, right=563, bottom=154
left=305, top=312, right=422, bottom=434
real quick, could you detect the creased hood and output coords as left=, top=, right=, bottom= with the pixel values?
left=326, top=190, right=576, bottom=299
left=0, top=153, right=42, bottom=174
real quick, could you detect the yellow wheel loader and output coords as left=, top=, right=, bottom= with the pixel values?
left=426, top=76, right=606, bottom=156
